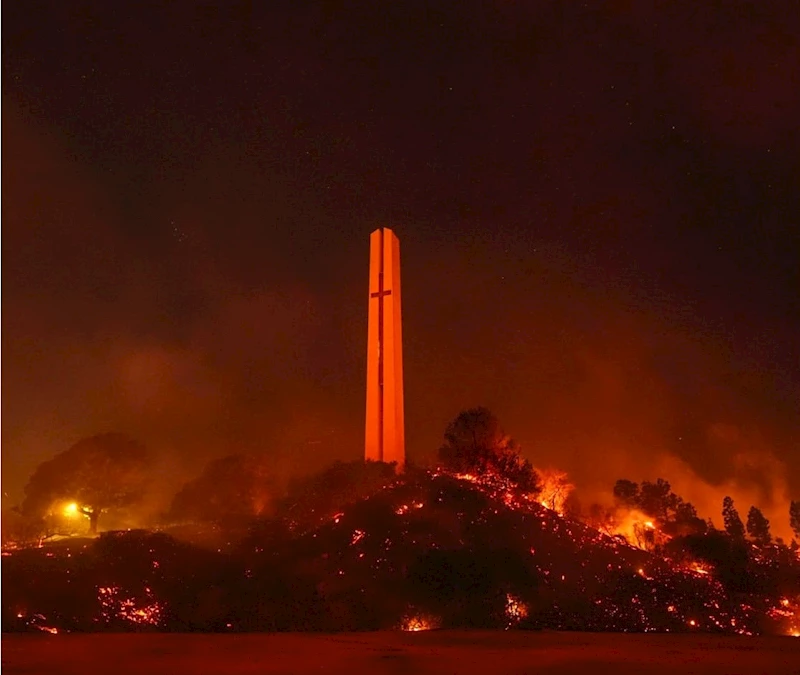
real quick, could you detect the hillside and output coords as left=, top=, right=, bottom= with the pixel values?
left=2, top=471, right=797, bottom=635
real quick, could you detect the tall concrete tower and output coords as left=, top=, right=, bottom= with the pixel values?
left=364, top=227, right=405, bottom=469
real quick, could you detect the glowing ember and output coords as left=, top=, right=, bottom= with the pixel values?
left=452, top=473, right=478, bottom=484
left=63, top=502, right=80, bottom=517
left=23, top=613, right=63, bottom=635
left=505, top=593, right=528, bottom=625
left=395, top=501, right=424, bottom=514
left=97, top=585, right=163, bottom=626
left=400, top=615, right=436, bottom=632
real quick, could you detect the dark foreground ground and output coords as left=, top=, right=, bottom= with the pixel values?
left=3, top=632, right=800, bottom=675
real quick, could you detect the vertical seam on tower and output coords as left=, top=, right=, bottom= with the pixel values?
left=377, top=228, right=385, bottom=462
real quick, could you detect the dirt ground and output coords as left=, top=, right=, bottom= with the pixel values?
left=3, top=631, right=799, bottom=674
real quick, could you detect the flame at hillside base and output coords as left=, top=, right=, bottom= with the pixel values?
left=2, top=464, right=797, bottom=636
left=400, top=615, right=438, bottom=632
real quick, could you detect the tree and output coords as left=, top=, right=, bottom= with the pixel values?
left=722, top=496, right=745, bottom=540
left=664, top=531, right=752, bottom=593
left=21, top=433, right=151, bottom=535
left=438, top=407, right=540, bottom=493
left=790, top=501, right=800, bottom=541
left=612, top=479, right=639, bottom=508
left=2, top=509, right=46, bottom=547
left=746, top=505, right=771, bottom=545
left=638, top=479, right=674, bottom=522
left=663, top=500, right=707, bottom=537
left=169, top=454, right=276, bottom=524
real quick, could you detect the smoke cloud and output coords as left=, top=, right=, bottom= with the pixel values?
left=2, top=96, right=797, bottom=537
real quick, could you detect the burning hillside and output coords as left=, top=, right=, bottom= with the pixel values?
left=2, top=466, right=798, bottom=636
left=2, top=408, right=798, bottom=636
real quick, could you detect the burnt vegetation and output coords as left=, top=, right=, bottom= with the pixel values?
left=2, top=409, right=799, bottom=636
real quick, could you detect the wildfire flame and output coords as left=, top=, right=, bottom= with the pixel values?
left=607, top=510, right=665, bottom=551
left=400, top=614, right=437, bottom=632
left=536, top=468, right=574, bottom=515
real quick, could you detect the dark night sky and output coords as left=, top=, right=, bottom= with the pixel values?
left=3, top=2, right=799, bottom=532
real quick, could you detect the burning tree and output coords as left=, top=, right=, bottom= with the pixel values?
left=537, top=468, right=574, bottom=514
left=438, top=407, right=540, bottom=494
left=21, top=433, right=151, bottom=535
left=746, top=506, right=771, bottom=545
left=169, top=454, right=276, bottom=524
left=611, top=478, right=703, bottom=536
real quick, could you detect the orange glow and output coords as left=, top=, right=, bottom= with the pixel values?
left=536, top=468, right=574, bottom=515
left=608, top=509, right=664, bottom=550
left=400, top=615, right=436, bottom=632
left=453, top=473, right=478, bottom=482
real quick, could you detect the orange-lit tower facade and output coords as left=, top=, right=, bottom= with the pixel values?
left=364, top=227, right=405, bottom=469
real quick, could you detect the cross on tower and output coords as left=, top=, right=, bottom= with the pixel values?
left=370, top=273, right=393, bottom=300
